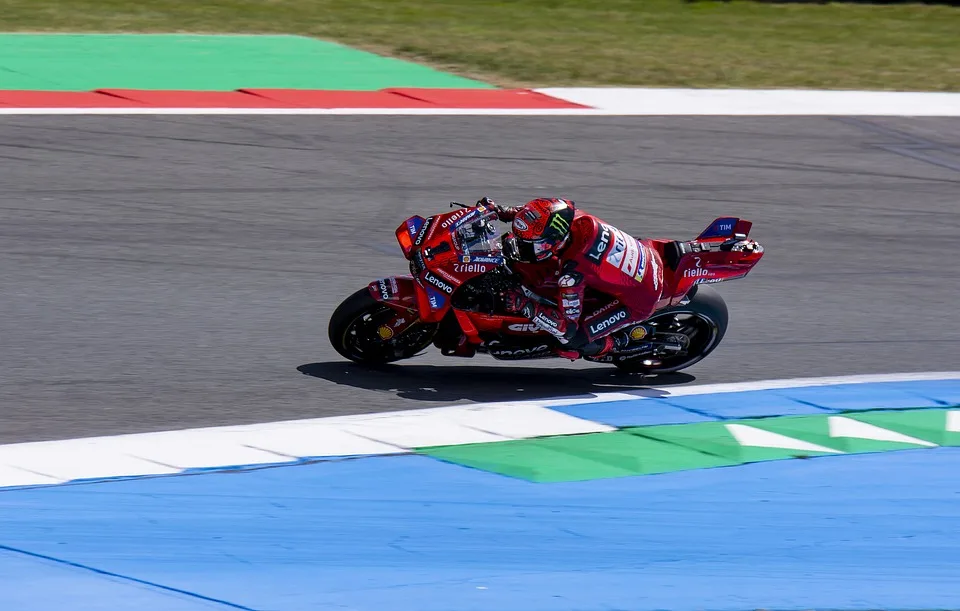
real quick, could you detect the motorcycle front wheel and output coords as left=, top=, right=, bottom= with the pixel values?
left=328, top=287, right=438, bottom=365
left=614, top=285, right=729, bottom=374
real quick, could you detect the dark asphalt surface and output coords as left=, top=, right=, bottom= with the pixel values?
left=1, top=116, right=958, bottom=443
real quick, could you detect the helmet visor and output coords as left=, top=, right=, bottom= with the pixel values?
left=513, top=237, right=555, bottom=262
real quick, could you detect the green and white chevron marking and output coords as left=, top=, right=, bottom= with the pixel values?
left=419, top=409, right=960, bottom=483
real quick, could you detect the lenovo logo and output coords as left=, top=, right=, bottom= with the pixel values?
left=588, top=307, right=628, bottom=335
left=587, top=225, right=612, bottom=264
left=424, top=271, right=454, bottom=294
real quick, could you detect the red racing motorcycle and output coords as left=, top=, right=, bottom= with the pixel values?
left=329, top=203, right=764, bottom=373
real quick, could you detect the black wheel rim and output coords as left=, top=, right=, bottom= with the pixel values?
left=341, top=306, right=436, bottom=363
left=643, top=310, right=720, bottom=371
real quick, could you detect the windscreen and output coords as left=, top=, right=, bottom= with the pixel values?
left=452, top=208, right=503, bottom=257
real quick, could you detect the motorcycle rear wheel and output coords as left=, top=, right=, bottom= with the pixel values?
left=328, top=287, right=438, bottom=365
left=614, top=285, right=729, bottom=374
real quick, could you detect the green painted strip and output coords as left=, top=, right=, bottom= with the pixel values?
left=0, top=34, right=493, bottom=91
left=422, top=431, right=736, bottom=483
left=417, top=408, right=955, bottom=483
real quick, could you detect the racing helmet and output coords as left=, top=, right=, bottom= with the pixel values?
left=506, top=198, right=576, bottom=263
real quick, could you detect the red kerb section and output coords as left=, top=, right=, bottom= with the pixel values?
left=241, top=89, right=435, bottom=108
left=97, top=89, right=298, bottom=108
left=0, top=91, right=145, bottom=108
left=387, top=88, right=588, bottom=109
left=0, top=88, right=590, bottom=109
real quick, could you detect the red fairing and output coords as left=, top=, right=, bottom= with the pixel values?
left=653, top=217, right=765, bottom=306
left=396, top=206, right=504, bottom=323
left=368, top=276, right=419, bottom=311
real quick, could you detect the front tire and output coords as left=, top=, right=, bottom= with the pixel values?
left=328, top=288, right=437, bottom=365
left=614, top=285, right=729, bottom=374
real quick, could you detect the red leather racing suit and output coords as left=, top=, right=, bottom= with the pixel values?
left=500, top=208, right=665, bottom=353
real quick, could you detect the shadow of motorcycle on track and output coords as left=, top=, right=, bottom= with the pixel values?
left=297, top=361, right=696, bottom=403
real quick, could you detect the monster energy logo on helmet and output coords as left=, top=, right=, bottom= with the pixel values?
left=546, top=199, right=573, bottom=236
left=548, top=213, right=570, bottom=234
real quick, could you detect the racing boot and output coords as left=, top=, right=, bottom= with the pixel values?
left=439, top=333, right=477, bottom=358
left=589, top=327, right=652, bottom=358
left=553, top=347, right=581, bottom=361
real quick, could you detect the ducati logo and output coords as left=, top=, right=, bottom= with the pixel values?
left=514, top=217, right=529, bottom=232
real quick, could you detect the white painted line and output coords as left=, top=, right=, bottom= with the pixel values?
left=539, top=372, right=960, bottom=406
left=0, top=107, right=605, bottom=116
left=725, top=424, right=843, bottom=454
left=118, top=431, right=299, bottom=469
left=226, top=423, right=404, bottom=458
left=337, top=410, right=511, bottom=447
left=0, top=438, right=180, bottom=482
left=445, top=403, right=616, bottom=438
left=536, top=88, right=960, bottom=116
left=947, top=411, right=960, bottom=433
left=0, top=465, right=64, bottom=487
left=828, top=416, right=938, bottom=447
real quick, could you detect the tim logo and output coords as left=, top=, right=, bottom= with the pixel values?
left=700, top=217, right=738, bottom=239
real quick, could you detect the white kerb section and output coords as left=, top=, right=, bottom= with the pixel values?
left=947, top=411, right=960, bottom=433
left=828, top=417, right=938, bottom=447
left=725, top=424, right=843, bottom=454
left=0, top=403, right=610, bottom=487
left=535, top=88, right=960, bottom=117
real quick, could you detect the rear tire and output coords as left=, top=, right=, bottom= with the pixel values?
left=328, top=287, right=437, bottom=365
left=614, top=285, right=729, bottom=374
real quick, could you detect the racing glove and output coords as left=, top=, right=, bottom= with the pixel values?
left=503, top=287, right=575, bottom=345
left=476, top=197, right=519, bottom=221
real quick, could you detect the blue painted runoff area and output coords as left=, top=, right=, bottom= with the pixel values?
left=551, top=379, right=960, bottom=426
left=1, top=448, right=959, bottom=611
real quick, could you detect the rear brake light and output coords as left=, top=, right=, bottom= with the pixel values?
left=396, top=227, right=414, bottom=258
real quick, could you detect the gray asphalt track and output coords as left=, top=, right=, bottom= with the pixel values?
left=2, top=115, right=958, bottom=444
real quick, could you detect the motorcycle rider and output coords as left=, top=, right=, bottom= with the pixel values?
left=478, top=196, right=665, bottom=360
